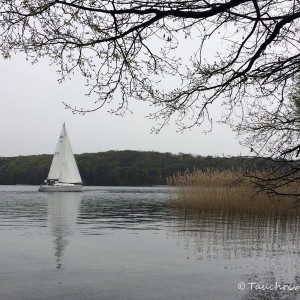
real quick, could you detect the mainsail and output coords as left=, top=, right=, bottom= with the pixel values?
left=47, top=123, right=82, bottom=184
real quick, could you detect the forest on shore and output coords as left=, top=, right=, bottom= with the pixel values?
left=0, top=150, right=267, bottom=186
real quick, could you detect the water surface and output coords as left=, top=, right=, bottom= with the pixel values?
left=0, top=186, right=300, bottom=300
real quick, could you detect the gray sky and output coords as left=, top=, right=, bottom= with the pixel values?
left=0, top=53, right=247, bottom=157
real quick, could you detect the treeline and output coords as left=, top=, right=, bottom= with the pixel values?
left=0, top=150, right=268, bottom=186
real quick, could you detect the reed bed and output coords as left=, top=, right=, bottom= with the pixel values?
left=167, top=169, right=300, bottom=215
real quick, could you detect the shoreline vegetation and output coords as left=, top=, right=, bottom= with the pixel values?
left=167, top=169, right=300, bottom=215
left=2, top=150, right=299, bottom=215
left=0, top=150, right=266, bottom=186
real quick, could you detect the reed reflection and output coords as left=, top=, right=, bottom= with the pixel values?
left=170, top=211, right=300, bottom=299
left=171, top=211, right=300, bottom=260
left=47, top=193, right=81, bottom=269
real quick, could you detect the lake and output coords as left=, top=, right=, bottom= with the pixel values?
left=0, top=186, right=300, bottom=300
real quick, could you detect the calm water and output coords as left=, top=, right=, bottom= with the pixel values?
left=1, top=186, right=300, bottom=300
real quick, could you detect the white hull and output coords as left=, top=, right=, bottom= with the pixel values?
left=39, top=184, right=82, bottom=192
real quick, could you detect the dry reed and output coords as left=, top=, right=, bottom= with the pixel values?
left=167, top=168, right=300, bottom=215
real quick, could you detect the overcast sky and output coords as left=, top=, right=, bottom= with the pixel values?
left=0, top=52, right=247, bottom=157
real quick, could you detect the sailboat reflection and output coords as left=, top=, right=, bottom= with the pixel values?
left=47, top=193, right=81, bottom=269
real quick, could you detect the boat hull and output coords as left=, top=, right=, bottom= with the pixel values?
left=38, top=184, right=82, bottom=192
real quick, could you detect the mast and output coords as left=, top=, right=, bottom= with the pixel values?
left=47, top=124, right=66, bottom=181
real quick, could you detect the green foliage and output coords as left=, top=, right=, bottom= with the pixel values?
left=0, top=150, right=264, bottom=186
left=0, top=155, right=51, bottom=185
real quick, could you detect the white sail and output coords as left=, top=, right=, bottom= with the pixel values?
left=58, top=124, right=82, bottom=184
left=47, top=123, right=82, bottom=184
left=47, top=125, right=65, bottom=180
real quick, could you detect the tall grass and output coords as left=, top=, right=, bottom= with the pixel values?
left=167, top=168, right=300, bottom=214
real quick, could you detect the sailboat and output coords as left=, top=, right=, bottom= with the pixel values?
left=39, top=123, right=83, bottom=192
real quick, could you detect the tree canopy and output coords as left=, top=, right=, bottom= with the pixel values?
left=1, top=1, right=299, bottom=133
left=2, top=1, right=300, bottom=195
